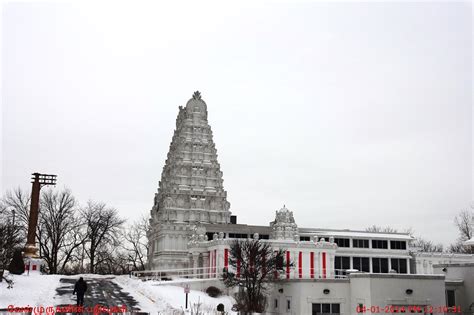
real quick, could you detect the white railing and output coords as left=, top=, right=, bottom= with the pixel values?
left=131, top=267, right=218, bottom=281
left=131, top=267, right=351, bottom=281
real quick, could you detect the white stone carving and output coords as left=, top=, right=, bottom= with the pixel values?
left=270, top=205, right=299, bottom=240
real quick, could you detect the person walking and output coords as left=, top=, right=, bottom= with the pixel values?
left=73, top=277, right=88, bottom=306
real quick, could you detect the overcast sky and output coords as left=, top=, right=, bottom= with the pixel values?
left=2, top=1, right=472, bottom=246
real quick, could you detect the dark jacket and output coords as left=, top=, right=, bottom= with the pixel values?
left=73, top=279, right=88, bottom=296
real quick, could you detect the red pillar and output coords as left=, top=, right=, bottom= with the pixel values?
left=286, top=251, right=290, bottom=279
left=310, top=252, right=314, bottom=279
left=237, top=259, right=241, bottom=278
left=322, top=252, right=327, bottom=279
left=298, top=252, right=302, bottom=279
left=224, top=249, right=229, bottom=270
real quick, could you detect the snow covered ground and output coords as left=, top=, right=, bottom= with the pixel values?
left=114, top=276, right=236, bottom=314
left=0, top=272, right=236, bottom=314
left=0, top=272, right=62, bottom=309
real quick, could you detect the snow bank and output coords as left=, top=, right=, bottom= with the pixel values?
left=114, top=276, right=236, bottom=314
left=0, top=273, right=61, bottom=309
left=0, top=273, right=237, bottom=314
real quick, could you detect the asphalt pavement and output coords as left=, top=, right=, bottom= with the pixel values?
left=55, top=277, right=147, bottom=314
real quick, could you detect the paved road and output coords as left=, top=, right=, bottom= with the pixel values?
left=55, top=277, right=146, bottom=314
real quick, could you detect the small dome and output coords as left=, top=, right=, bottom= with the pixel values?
left=186, top=91, right=207, bottom=113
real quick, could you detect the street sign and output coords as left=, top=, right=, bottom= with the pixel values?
left=184, top=285, right=190, bottom=309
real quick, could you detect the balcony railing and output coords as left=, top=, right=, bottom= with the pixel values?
left=131, top=267, right=350, bottom=281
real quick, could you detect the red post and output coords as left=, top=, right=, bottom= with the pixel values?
left=26, top=174, right=40, bottom=247
left=310, top=252, right=314, bottom=279
left=298, top=252, right=302, bottom=279
left=286, top=251, right=290, bottom=279
left=322, top=252, right=327, bottom=279
left=237, top=259, right=241, bottom=278
left=24, top=173, right=56, bottom=258
left=224, top=248, right=229, bottom=270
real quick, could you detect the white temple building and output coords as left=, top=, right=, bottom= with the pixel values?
left=147, top=92, right=474, bottom=313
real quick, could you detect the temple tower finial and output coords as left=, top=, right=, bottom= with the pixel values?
left=192, top=91, right=201, bottom=100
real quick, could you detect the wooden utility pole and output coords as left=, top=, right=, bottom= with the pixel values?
left=23, top=173, right=57, bottom=258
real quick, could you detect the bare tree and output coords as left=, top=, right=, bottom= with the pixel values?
left=365, top=225, right=414, bottom=236
left=365, top=225, right=399, bottom=233
left=0, top=189, right=30, bottom=269
left=1, top=188, right=30, bottom=237
left=81, top=201, right=125, bottom=273
left=38, top=188, right=86, bottom=274
left=454, top=210, right=472, bottom=241
left=95, top=243, right=129, bottom=275
left=223, top=239, right=289, bottom=313
left=412, top=237, right=443, bottom=252
left=0, top=208, right=23, bottom=270
left=58, top=222, right=88, bottom=274
left=122, top=214, right=149, bottom=271
left=448, top=209, right=473, bottom=254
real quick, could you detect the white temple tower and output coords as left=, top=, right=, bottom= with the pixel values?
left=147, top=91, right=231, bottom=270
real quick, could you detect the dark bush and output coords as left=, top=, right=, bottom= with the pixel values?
left=205, top=285, right=222, bottom=298
left=8, top=249, right=24, bottom=275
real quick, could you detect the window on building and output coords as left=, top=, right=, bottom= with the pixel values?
left=259, top=234, right=269, bottom=240
left=390, top=258, right=407, bottom=274
left=353, top=239, right=369, bottom=248
left=446, top=290, right=456, bottom=307
left=372, top=258, right=389, bottom=273
left=335, top=256, right=350, bottom=276
left=334, top=238, right=350, bottom=247
left=322, top=304, right=331, bottom=313
left=206, top=232, right=216, bottom=240
left=228, top=233, right=248, bottom=239
left=353, top=257, right=370, bottom=272
left=312, top=303, right=341, bottom=314
left=276, top=255, right=284, bottom=269
left=372, top=240, right=388, bottom=249
left=390, top=240, right=407, bottom=250
left=300, top=236, right=311, bottom=241
left=287, top=299, right=291, bottom=312
left=274, top=299, right=278, bottom=309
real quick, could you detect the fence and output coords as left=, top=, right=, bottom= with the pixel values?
left=131, top=267, right=350, bottom=281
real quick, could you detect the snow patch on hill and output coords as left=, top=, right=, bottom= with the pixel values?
left=0, top=273, right=61, bottom=309
left=114, top=276, right=236, bottom=313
